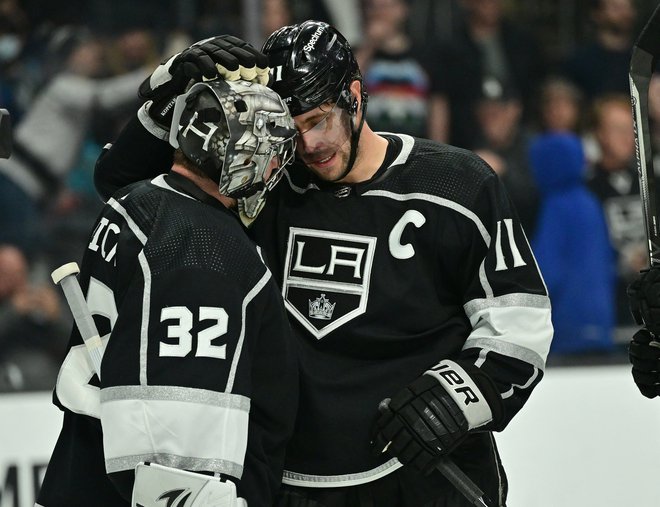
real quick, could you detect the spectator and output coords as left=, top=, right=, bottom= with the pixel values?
left=355, top=0, right=449, bottom=141
left=530, top=133, right=615, bottom=355
left=473, top=76, right=539, bottom=236
left=535, top=75, right=600, bottom=164
left=0, top=27, right=149, bottom=260
left=0, top=244, right=69, bottom=391
left=560, top=0, right=637, bottom=101
left=536, top=76, right=585, bottom=134
left=587, top=93, right=645, bottom=332
left=439, top=0, right=546, bottom=149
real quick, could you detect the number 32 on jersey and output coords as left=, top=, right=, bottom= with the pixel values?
left=56, top=277, right=230, bottom=418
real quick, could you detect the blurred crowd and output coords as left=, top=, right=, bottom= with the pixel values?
left=0, top=0, right=657, bottom=390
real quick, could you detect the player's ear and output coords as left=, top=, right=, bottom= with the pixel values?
left=349, top=79, right=363, bottom=113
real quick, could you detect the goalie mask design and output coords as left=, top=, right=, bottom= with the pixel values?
left=170, top=79, right=297, bottom=221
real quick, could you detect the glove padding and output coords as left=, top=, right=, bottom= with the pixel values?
left=627, top=267, right=660, bottom=336
left=371, top=360, right=500, bottom=475
left=139, top=35, right=269, bottom=128
left=629, top=329, right=660, bottom=398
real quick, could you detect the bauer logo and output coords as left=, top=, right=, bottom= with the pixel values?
left=282, top=227, right=376, bottom=339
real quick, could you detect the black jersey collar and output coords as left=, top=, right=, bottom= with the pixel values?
left=164, top=171, right=232, bottom=214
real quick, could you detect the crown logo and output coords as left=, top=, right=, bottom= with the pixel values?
left=308, top=293, right=336, bottom=320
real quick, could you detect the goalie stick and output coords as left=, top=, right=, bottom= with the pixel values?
left=629, top=2, right=660, bottom=267
left=51, top=262, right=103, bottom=379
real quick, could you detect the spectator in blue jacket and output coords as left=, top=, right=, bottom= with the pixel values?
left=530, top=132, right=616, bottom=354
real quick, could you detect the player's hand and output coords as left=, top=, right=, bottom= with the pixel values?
left=627, top=267, right=660, bottom=336
left=371, top=360, right=501, bottom=475
left=139, top=35, right=269, bottom=128
left=629, top=329, right=660, bottom=398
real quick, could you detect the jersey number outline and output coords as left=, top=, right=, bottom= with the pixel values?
left=160, top=306, right=228, bottom=359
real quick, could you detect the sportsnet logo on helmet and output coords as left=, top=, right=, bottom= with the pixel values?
left=282, top=227, right=376, bottom=339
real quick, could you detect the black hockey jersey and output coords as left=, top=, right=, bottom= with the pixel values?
left=249, top=134, right=552, bottom=492
left=93, top=116, right=553, bottom=504
left=38, top=173, right=298, bottom=507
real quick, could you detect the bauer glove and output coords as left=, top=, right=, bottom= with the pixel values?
left=372, top=360, right=503, bottom=475
left=139, top=35, right=270, bottom=131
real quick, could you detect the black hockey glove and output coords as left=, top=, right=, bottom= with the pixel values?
left=371, top=360, right=503, bottom=475
left=629, top=329, right=660, bottom=398
left=628, top=267, right=660, bottom=337
left=139, top=35, right=269, bottom=129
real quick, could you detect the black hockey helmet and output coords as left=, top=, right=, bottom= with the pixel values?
left=262, top=20, right=365, bottom=116
left=170, top=79, right=296, bottom=220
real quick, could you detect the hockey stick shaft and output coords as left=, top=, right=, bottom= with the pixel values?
left=435, top=459, right=491, bottom=506
left=629, top=2, right=660, bottom=266
left=51, top=262, right=103, bottom=379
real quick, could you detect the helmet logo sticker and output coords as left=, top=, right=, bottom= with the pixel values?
left=303, top=25, right=324, bottom=54
left=179, top=112, right=219, bottom=151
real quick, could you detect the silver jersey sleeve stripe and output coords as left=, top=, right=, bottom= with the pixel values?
left=101, top=385, right=250, bottom=477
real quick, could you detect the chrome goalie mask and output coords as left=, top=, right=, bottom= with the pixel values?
left=170, top=79, right=297, bottom=223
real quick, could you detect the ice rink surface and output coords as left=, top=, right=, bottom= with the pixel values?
left=1, top=362, right=660, bottom=506
left=498, top=363, right=660, bottom=507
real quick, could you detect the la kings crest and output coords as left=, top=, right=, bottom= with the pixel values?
left=282, top=227, right=377, bottom=339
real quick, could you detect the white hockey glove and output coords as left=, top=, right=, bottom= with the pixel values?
left=132, top=462, right=247, bottom=507
left=372, top=360, right=503, bottom=475
left=138, top=35, right=269, bottom=136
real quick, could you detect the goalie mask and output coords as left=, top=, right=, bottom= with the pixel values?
left=170, top=79, right=296, bottom=221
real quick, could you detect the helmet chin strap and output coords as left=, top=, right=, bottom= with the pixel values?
left=331, top=90, right=368, bottom=183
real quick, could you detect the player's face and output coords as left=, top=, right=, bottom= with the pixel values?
left=293, top=103, right=352, bottom=182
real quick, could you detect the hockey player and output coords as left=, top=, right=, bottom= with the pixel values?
left=37, top=77, right=299, bottom=507
left=94, top=24, right=553, bottom=507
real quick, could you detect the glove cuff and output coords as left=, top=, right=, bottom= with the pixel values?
left=424, top=360, right=492, bottom=430
left=138, top=101, right=171, bottom=141
left=424, top=359, right=504, bottom=431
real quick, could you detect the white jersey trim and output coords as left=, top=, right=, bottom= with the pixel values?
left=138, top=250, right=151, bottom=386
left=376, top=132, right=415, bottom=167
left=101, top=386, right=250, bottom=478
left=151, top=173, right=197, bottom=200
left=107, top=197, right=148, bottom=245
left=462, top=295, right=553, bottom=368
left=282, top=459, right=402, bottom=487
left=227, top=268, right=272, bottom=392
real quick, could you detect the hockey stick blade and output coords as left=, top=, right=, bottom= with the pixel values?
left=630, top=3, right=660, bottom=266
